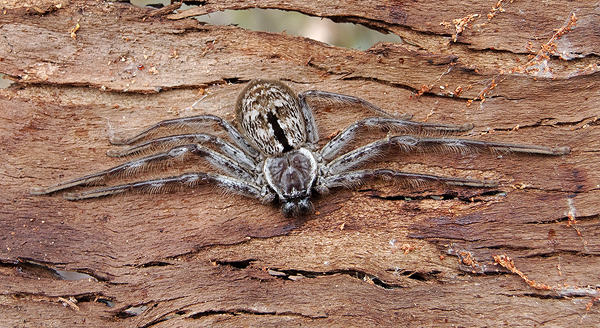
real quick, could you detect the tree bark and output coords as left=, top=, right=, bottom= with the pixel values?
left=1, top=1, right=598, bottom=327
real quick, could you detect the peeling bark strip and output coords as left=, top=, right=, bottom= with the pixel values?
left=0, top=0, right=599, bottom=327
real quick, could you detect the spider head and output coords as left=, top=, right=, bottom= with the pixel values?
left=263, top=147, right=318, bottom=217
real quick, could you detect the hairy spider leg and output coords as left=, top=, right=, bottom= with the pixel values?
left=320, top=117, right=474, bottom=161
left=30, top=79, right=572, bottom=218
left=396, top=137, right=572, bottom=156
left=30, top=144, right=256, bottom=195
left=299, top=89, right=409, bottom=119
left=326, top=135, right=570, bottom=176
left=318, top=169, right=498, bottom=192
left=298, top=89, right=413, bottom=144
left=109, top=114, right=260, bottom=159
left=297, top=93, right=319, bottom=144
left=107, top=133, right=257, bottom=171
left=63, top=172, right=265, bottom=201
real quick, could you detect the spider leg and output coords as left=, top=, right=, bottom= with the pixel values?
left=109, top=114, right=260, bottom=158
left=317, top=169, right=497, bottom=194
left=107, top=133, right=257, bottom=170
left=297, top=92, right=319, bottom=144
left=326, top=135, right=570, bottom=175
left=299, top=89, right=408, bottom=119
left=30, top=144, right=255, bottom=195
left=62, top=172, right=266, bottom=201
left=298, top=89, right=413, bottom=144
left=321, top=118, right=474, bottom=161
left=400, top=137, right=571, bottom=155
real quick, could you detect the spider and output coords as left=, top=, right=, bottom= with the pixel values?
left=31, top=79, right=570, bottom=217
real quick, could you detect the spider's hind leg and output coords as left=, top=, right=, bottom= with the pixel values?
left=299, top=89, right=409, bottom=119
left=325, top=135, right=570, bottom=177
left=107, top=133, right=257, bottom=170
left=298, top=89, right=413, bottom=144
left=109, top=114, right=259, bottom=158
left=321, top=117, right=474, bottom=161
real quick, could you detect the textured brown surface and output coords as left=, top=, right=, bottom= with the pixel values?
left=1, top=1, right=598, bottom=327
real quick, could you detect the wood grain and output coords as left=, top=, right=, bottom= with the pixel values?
left=1, top=1, right=598, bottom=326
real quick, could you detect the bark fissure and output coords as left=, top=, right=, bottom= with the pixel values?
left=1, top=0, right=598, bottom=326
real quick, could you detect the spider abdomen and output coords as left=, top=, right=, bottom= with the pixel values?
left=236, top=79, right=307, bottom=156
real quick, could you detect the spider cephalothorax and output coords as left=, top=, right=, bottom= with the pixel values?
left=32, top=79, right=570, bottom=217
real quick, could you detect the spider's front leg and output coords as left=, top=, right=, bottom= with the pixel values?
left=317, top=168, right=498, bottom=194
left=30, top=144, right=255, bottom=195
left=61, top=172, right=270, bottom=202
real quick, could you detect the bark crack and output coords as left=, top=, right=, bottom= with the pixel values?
left=216, top=259, right=411, bottom=289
